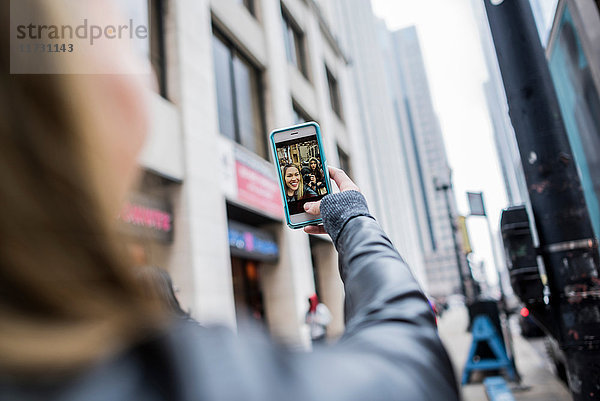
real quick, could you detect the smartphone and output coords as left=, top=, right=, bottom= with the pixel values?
left=270, top=122, right=332, bottom=229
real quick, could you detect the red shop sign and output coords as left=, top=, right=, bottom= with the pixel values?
left=236, top=161, right=283, bottom=219
left=118, top=196, right=174, bottom=243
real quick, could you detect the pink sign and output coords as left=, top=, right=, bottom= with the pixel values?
left=243, top=232, right=254, bottom=252
left=236, top=161, right=283, bottom=218
left=119, top=203, right=172, bottom=232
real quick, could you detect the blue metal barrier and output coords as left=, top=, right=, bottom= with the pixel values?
left=462, top=315, right=517, bottom=384
left=483, top=376, right=516, bottom=401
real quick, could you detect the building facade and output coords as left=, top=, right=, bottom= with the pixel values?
left=386, top=26, right=464, bottom=298
left=131, top=0, right=376, bottom=349
left=325, top=0, right=429, bottom=291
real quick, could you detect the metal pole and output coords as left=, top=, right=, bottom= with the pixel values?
left=436, top=181, right=472, bottom=301
left=484, top=1, right=600, bottom=399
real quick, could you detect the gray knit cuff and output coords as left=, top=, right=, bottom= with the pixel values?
left=320, top=191, right=372, bottom=244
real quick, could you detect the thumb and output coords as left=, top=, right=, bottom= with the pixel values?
left=303, top=201, right=321, bottom=215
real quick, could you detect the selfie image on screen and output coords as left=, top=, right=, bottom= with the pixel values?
left=276, top=136, right=328, bottom=215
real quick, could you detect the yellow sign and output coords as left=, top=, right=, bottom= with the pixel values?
left=457, top=216, right=472, bottom=254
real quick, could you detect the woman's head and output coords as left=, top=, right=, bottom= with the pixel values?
left=282, top=164, right=304, bottom=198
left=0, top=2, right=160, bottom=375
left=309, top=158, right=319, bottom=171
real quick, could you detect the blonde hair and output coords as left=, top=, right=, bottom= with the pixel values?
left=0, top=4, right=161, bottom=376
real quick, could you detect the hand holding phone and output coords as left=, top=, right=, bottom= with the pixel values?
left=303, top=166, right=360, bottom=235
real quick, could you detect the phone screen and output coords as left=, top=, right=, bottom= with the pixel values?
left=275, top=134, right=329, bottom=216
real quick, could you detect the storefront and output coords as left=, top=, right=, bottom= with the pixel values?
left=118, top=171, right=177, bottom=270
left=228, top=219, right=279, bottom=325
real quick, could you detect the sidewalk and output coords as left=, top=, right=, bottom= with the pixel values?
left=437, top=306, right=572, bottom=401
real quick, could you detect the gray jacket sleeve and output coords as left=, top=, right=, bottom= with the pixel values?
left=315, top=191, right=459, bottom=400
left=167, top=191, right=459, bottom=401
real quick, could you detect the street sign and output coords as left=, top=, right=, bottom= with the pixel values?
left=467, top=192, right=487, bottom=216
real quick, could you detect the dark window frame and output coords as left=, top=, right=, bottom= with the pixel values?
left=243, top=0, right=256, bottom=16
left=233, top=0, right=257, bottom=17
left=292, top=100, right=312, bottom=124
left=326, top=66, right=343, bottom=120
left=212, top=27, right=268, bottom=158
left=281, top=5, right=310, bottom=80
left=337, top=145, right=352, bottom=179
left=149, top=0, right=168, bottom=98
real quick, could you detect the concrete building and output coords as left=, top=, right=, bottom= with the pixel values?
left=326, top=0, right=429, bottom=290
left=385, top=26, right=464, bottom=298
left=126, top=0, right=376, bottom=349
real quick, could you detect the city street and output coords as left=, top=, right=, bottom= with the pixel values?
left=4, top=0, right=600, bottom=399
left=438, top=306, right=572, bottom=401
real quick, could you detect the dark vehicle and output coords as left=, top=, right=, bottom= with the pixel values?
left=516, top=307, right=566, bottom=383
left=518, top=306, right=544, bottom=338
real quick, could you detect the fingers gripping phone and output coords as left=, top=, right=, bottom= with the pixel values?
left=270, top=122, right=332, bottom=229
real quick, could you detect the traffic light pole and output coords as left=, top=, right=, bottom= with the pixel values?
left=484, top=1, right=600, bottom=399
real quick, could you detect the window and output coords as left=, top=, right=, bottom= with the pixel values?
left=337, top=145, right=352, bottom=178
left=326, top=67, right=343, bottom=119
left=212, top=30, right=266, bottom=157
left=234, top=55, right=264, bottom=155
left=213, top=33, right=236, bottom=141
left=149, top=0, right=167, bottom=98
left=282, top=6, right=309, bottom=79
left=292, top=102, right=311, bottom=124
left=234, top=0, right=256, bottom=16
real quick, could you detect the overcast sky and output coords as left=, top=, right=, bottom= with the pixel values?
left=371, top=0, right=509, bottom=285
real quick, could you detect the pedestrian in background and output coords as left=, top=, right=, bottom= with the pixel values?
left=308, top=157, right=327, bottom=195
left=305, top=294, right=332, bottom=343
left=0, top=2, right=458, bottom=400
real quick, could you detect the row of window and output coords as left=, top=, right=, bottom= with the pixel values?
left=281, top=5, right=343, bottom=120
left=211, top=4, right=344, bottom=160
left=148, top=0, right=346, bottom=165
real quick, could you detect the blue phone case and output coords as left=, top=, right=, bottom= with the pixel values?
left=270, top=122, right=332, bottom=229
